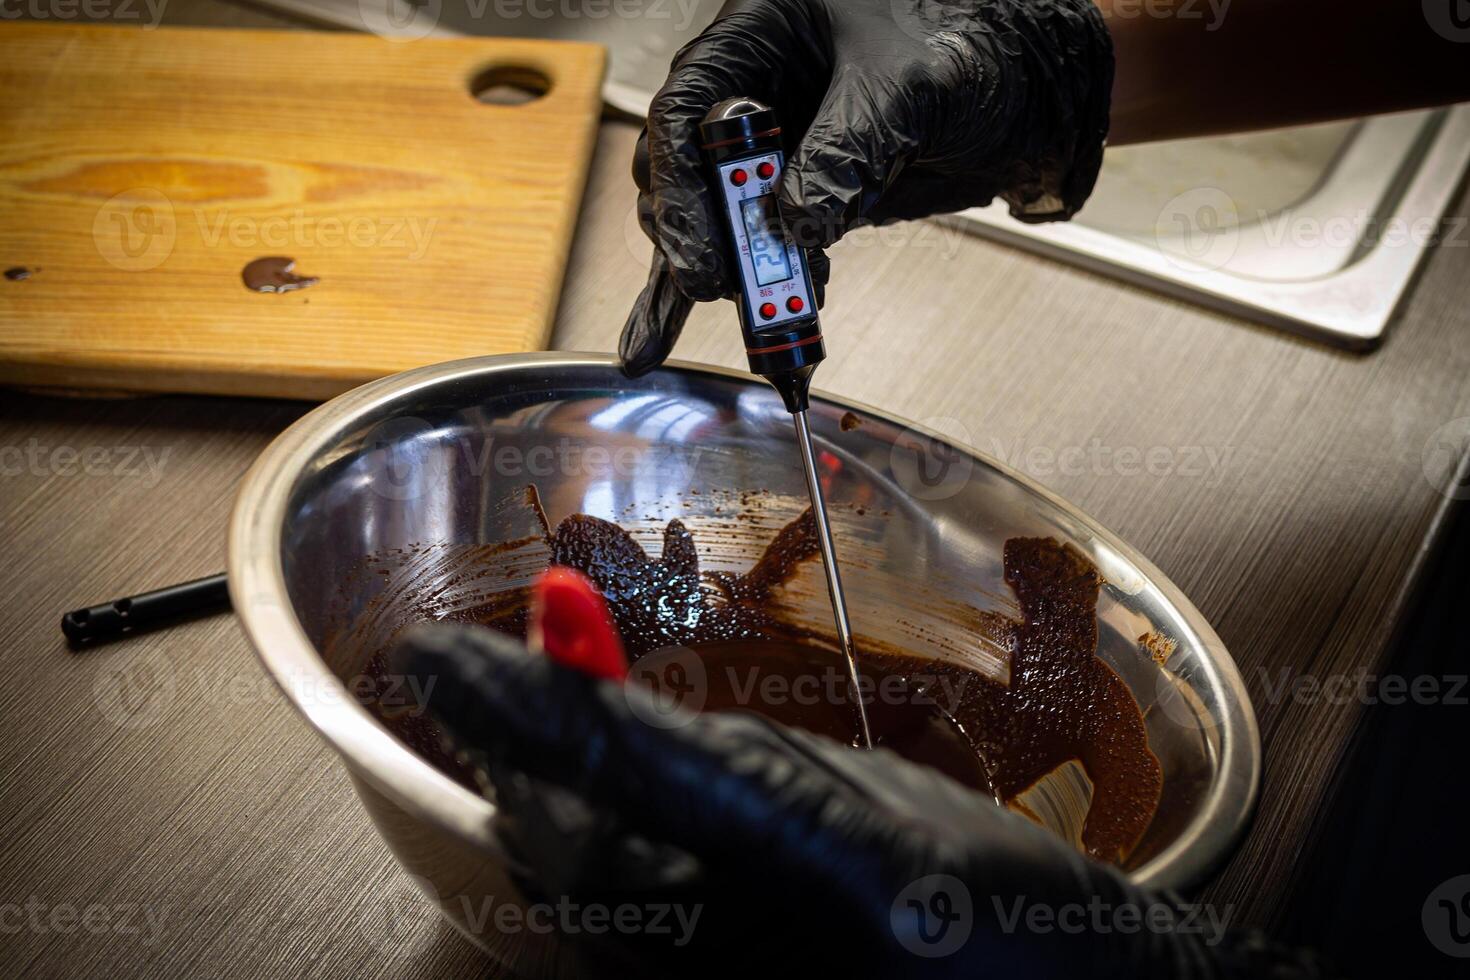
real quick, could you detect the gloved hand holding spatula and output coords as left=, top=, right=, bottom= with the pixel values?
left=392, top=570, right=1332, bottom=978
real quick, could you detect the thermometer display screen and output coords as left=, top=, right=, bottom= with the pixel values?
left=739, top=193, right=793, bottom=286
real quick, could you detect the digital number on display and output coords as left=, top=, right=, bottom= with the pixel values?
left=739, top=194, right=793, bottom=287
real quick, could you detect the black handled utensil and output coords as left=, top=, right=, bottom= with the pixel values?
left=62, top=572, right=231, bottom=648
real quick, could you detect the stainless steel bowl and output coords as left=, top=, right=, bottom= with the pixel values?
left=229, top=352, right=1259, bottom=973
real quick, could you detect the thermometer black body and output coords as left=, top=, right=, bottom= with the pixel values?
left=699, top=98, right=824, bottom=413
left=700, top=97, right=873, bottom=749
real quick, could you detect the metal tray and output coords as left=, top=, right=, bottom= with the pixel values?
left=952, top=108, right=1470, bottom=349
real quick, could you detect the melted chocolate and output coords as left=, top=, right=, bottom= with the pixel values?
left=874, top=540, right=1162, bottom=862
left=360, top=495, right=1162, bottom=864
left=242, top=256, right=318, bottom=293
left=636, top=639, right=991, bottom=792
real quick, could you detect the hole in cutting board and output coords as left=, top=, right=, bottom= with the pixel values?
left=470, top=66, right=551, bottom=106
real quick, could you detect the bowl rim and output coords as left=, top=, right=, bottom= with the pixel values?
left=228, top=351, right=1261, bottom=891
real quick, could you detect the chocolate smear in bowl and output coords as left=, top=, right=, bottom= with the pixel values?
left=354, top=494, right=1162, bottom=864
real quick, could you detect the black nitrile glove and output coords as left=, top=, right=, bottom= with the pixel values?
left=619, top=0, right=1115, bottom=376
left=394, top=624, right=1333, bottom=978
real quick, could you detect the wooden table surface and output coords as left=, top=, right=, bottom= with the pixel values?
left=3, top=5, right=1469, bottom=977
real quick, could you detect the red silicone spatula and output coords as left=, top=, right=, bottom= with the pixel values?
left=528, top=567, right=628, bottom=681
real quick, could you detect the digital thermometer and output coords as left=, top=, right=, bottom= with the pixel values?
left=700, top=97, right=872, bottom=749
left=700, top=97, right=824, bottom=414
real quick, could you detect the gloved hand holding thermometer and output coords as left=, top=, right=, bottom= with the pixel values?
left=619, top=0, right=1470, bottom=377
left=619, top=0, right=1114, bottom=376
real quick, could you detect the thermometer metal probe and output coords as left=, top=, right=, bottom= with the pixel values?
left=700, top=97, right=873, bottom=750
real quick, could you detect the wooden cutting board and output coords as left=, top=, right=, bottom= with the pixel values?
left=0, top=23, right=606, bottom=399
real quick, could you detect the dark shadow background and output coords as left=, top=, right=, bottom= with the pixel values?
left=1280, top=496, right=1470, bottom=978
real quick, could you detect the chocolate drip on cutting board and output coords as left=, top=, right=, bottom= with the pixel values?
left=242, top=256, right=318, bottom=293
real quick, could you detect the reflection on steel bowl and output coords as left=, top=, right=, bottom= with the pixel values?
left=229, top=353, right=1259, bottom=975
